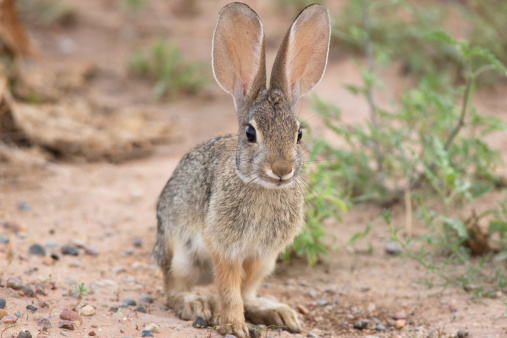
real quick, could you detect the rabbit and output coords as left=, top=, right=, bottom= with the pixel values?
left=152, top=2, right=330, bottom=337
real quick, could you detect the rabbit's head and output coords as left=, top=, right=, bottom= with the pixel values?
left=212, top=3, right=330, bottom=189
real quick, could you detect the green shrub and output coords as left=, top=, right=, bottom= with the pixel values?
left=128, top=40, right=208, bottom=99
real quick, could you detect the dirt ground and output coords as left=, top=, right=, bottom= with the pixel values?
left=1, top=1, right=507, bottom=337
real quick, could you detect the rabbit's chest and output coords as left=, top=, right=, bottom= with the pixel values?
left=205, top=185, right=305, bottom=259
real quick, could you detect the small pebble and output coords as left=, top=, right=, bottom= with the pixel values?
left=17, top=330, right=32, bottom=338
left=60, top=309, right=82, bottom=323
left=296, top=304, right=309, bottom=315
left=144, top=323, right=160, bottom=333
left=141, top=330, right=153, bottom=337
left=0, top=309, right=8, bottom=318
left=36, top=285, right=47, bottom=296
left=72, top=239, right=87, bottom=248
left=385, top=240, right=402, bottom=255
left=112, top=266, right=127, bottom=274
left=306, top=334, right=318, bottom=338
left=376, top=324, right=386, bottom=331
left=58, top=320, right=75, bottom=330
left=109, top=306, right=119, bottom=313
left=45, top=241, right=58, bottom=249
left=80, top=305, right=95, bottom=316
left=61, top=244, right=79, bottom=256
left=17, top=202, right=31, bottom=211
left=133, top=238, right=142, bottom=247
left=88, top=331, right=96, bottom=336
left=50, top=253, right=60, bottom=260
left=395, top=319, right=406, bottom=329
left=15, top=311, right=21, bottom=318
left=0, top=299, right=6, bottom=309
left=37, top=317, right=51, bottom=329
left=192, top=316, right=207, bottom=328
left=353, top=319, right=368, bottom=330
left=7, top=277, right=23, bottom=290
left=60, top=330, right=69, bottom=337
left=84, top=245, right=99, bottom=256
left=139, top=294, right=154, bottom=304
left=29, top=244, right=46, bottom=256
left=121, top=249, right=134, bottom=256
left=26, top=305, right=37, bottom=313
left=0, top=235, right=9, bottom=244
left=457, top=330, right=470, bottom=338
left=1, top=315, right=18, bottom=324
left=134, top=306, right=146, bottom=313
left=122, top=299, right=136, bottom=307
left=22, top=286, right=35, bottom=297
left=317, top=300, right=328, bottom=306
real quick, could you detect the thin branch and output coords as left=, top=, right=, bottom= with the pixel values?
left=360, top=0, right=384, bottom=177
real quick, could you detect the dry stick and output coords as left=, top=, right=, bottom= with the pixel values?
left=360, top=0, right=384, bottom=177
left=382, top=79, right=474, bottom=208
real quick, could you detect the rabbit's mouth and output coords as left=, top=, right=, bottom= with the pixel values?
left=259, top=168, right=295, bottom=189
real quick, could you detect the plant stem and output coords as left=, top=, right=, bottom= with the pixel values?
left=360, top=0, right=384, bottom=177
left=383, top=74, right=474, bottom=208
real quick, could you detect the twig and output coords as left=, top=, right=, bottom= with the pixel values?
left=360, top=0, right=384, bottom=177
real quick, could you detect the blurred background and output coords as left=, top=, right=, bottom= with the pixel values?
left=1, top=0, right=507, bottom=337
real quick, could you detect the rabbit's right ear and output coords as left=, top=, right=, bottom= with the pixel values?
left=212, top=3, right=266, bottom=111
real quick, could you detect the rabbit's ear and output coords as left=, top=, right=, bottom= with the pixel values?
left=270, top=4, right=330, bottom=108
left=212, top=3, right=266, bottom=110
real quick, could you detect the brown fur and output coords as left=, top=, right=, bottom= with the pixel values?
left=152, top=3, right=330, bottom=337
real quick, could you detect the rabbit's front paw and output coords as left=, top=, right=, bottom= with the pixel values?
left=177, top=294, right=214, bottom=322
left=217, top=322, right=252, bottom=337
left=244, top=298, right=302, bottom=333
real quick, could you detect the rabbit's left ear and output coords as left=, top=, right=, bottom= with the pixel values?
left=270, top=4, right=330, bottom=108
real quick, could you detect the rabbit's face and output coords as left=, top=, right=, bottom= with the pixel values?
left=235, top=90, right=303, bottom=189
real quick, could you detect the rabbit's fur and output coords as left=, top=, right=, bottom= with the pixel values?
left=153, top=3, right=330, bottom=337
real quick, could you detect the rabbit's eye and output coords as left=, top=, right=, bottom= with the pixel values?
left=246, top=125, right=257, bottom=143
left=297, top=128, right=303, bottom=143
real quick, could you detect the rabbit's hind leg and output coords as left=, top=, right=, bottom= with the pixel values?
left=164, top=239, right=215, bottom=324
left=244, top=297, right=302, bottom=333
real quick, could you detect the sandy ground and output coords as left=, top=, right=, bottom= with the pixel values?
left=1, top=0, right=507, bottom=337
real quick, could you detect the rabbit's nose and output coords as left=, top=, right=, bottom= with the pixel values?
left=272, top=160, right=293, bottom=179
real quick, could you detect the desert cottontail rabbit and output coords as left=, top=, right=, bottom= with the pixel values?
left=152, top=2, right=330, bottom=337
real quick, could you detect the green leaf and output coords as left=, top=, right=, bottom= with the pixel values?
left=424, top=31, right=456, bottom=45
left=443, top=218, right=468, bottom=240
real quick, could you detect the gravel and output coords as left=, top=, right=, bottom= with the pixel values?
left=17, top=331, right=32, bottom=338
left=7, top=277, right=23, bottom=290
left=0, top=299, right=6, bottom=309
left=26, top=305, right=37, bottom=313
left=376, top=324, right=386, bottom=331
left=317, top=300, right=329, bottom=306
left=133, top=237, right=142, bottom=247
left=22, top=286, right=35, bottom=297
left=61, top=244, right=79, bottom=256
left=139, top=294, right=154, bottom=304
left=45, top=241, right=58, bottom=248
left=134, top=306, right=146, bottom=313
left=141, top=330, right=154, bottom=337
left=385, top=240, right=403, bottom=255
left=353, top=319, right=369, bottom=330
left=0, top=235, right=9, bottom=244
left=122, top=299, right=137, bottom=307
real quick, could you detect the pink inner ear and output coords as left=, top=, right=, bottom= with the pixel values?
left=283, top=5, right=330, bottom=101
